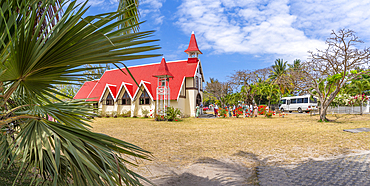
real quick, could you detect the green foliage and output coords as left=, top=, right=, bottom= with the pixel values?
left=219, top=108, right=227, bottom=117
left=266, top=111, right=273, bottom=118
left=141, top=108, right=149, bottom=117
left=235, top=107, right=243, bottom=118
left=269, top=59, right=287, bottom=81
left=258, top=105, right=267, bottom=115
left=0, top=0, right=158, bottom=185
left=121, top=110, right=132, bottom=117
left=165, top=106, right=182, bottom=121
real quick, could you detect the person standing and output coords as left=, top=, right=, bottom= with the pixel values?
left=241, top=103, right=246, bottom=117
left=195, top=104, right=200, bottom=118
left=200, top=102, right=203, bottom=115
left=233, top=104, right=236, bottom=117
left=214, top=104, right=219, bottom=117
left=253, top=104, right=258, bottom=117
left=228, top=105, right=232, bottom=117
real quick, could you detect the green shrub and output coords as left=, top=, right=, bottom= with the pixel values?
left=219, top=108, right=227, bottom=118
left=165, top=106, right=182, bottom=121
left=122, top=110, right=131, bottom=117
left=141, top=108, right=149, bottom=117
left=266, top=111, right=273, bottom=118
left=112, top=111, right=118, bottom=118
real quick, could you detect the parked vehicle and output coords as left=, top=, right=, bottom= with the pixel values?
left=279, top=95, right=318, bottom=113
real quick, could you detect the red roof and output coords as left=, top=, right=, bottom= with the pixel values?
left=75, top=59, right=199, bottom=101
left=74, top=80, right=98, bottom=99
left=153, top=57, right=174, bottom=77
left=184, top=32, right=202, bottom=54
left=108, top=85, right=117, bottom=98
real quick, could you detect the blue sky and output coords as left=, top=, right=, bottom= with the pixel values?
left=82, top=0, right=370, bottom=82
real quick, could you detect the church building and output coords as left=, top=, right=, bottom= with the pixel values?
left=74, top=32, right=204, bottom=117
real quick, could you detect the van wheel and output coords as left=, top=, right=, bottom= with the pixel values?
left=298, top=108, right=302, bottom=113
left=281, top=108, right=284, bottom=112
left=289, top=111, right=292, bottom=113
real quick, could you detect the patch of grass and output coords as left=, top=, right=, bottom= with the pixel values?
left=0, top=164, right=33, bottom=186
left=90, top=114, right=370, bottom=165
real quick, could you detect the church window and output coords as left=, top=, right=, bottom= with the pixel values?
left=120, top=92, right=131, bottom=105
left=196, top=76, right=199, bottom=89
left=140, top=90, right=150, bottom=105
left=102, top=92, right=114, bottom=105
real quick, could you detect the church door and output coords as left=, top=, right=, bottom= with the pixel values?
left=196, top=93, right=201, bottom=106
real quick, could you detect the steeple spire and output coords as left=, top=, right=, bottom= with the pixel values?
left=153, top=57, right=173, bottom=78
left=185, top=31, right=202, bottom=63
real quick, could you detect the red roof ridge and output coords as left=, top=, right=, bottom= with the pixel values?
left=117, top=82, right=134, bottom=99
left=153, top=57, right=174, bottom=78
left=132, top=80, right=154, bottom=101
left=86, top=79, right=101, bottom=100
left=99, top=84, right=117, bottom=102
left=184, top=31, right=202, bottom=54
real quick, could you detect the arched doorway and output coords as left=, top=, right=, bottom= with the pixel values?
left=196, top=93, right=201, bottom=106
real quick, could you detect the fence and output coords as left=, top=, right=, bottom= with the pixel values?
left=311, top=105, right=369, bottom=115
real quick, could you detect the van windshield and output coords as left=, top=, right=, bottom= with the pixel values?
left=280, top=99, right=286, bottom=104
left=310, top=97, right=317, bottom=103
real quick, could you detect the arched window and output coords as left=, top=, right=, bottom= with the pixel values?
left=102, top=92, right=114, bottom=105
left=120, top=92, right=131, bottom=105
left=139, top=90, right=150, bottom=105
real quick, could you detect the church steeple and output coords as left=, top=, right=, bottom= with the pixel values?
left=184, top=31, right=202, bottom=63
left=153, top=57, right=173, bottom=78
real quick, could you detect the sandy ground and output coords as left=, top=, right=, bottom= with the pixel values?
left=133, top=150, right=370, bottom=186
left=134, top=156, right=257, bottom=186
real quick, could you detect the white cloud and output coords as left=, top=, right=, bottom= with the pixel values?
left=139, top=0, right=166, bottom=25
left=175, top=0, right=370, bottom=64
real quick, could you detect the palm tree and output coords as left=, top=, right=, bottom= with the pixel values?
left=269, top=59, right=288, bottom=96
left=269, top=59, right=287, bottom=81
left=288, top=59, right=301, bottom=71
left=0, top=0, right=159, bottom=185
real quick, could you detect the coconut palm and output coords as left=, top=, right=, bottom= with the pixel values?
left=269, top=58, right=288, bottom=94
left=288, top=59, right=301, bottom=71
left=269, top=59, right=287, bottom=81
left=0, top=0, right=159, bottom=185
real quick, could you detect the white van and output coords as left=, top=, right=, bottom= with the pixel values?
left=279, top=95, right=318, bottom=113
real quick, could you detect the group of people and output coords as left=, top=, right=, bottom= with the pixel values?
left=212, top=103, right=269, bottom=118
left=196, top=102, right=270, bottom=118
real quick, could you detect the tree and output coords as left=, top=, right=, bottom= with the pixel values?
left=269, top=59, right=287, bottom=82
left=205, top=78, right=232, bottom=107
left=0, top=0, right=160, bottom=185
left=269, top=58, right=289, bottom=94
left=345, top=78, right=370, bottom=114
left=288, top=59, right=301, bottom=71
left=83, top=64, right=112, bottom=81
left=291, top=29, right=370, bottom=121
left=228, top=67, right=272, bottom=105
